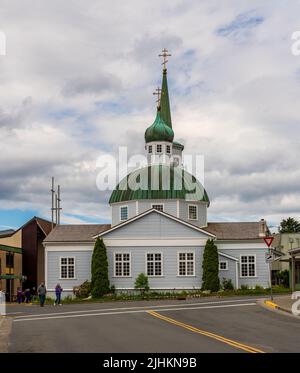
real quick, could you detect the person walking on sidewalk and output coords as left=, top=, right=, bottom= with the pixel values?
left=17, top=287, right=23, bottom=304
left=54, top=284, right=63, bottom=306
left=37, top=282, right=47, bottom=307
left=24, top=288, right=31, bottom=303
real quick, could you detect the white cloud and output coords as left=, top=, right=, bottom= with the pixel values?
left=0, top=0, right=300, bottom=227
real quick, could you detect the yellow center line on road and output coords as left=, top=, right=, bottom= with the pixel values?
left=147, top=310, right=265, bottom=354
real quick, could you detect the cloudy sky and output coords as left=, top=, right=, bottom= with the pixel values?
left=1, top=0, right=300, bottom=231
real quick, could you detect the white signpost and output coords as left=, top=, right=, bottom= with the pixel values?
left=263, top=237, right=274, bottom=301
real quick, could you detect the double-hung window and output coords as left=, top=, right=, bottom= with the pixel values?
left=60, top=257, right=75, bottom=279
left=166, top=145, right=171, bottom=154
left=156, top=144, right=162, bottom=153
left=114, top=253, right=131, bottom=277
left=148, top=145, right=152, bottom=154
left=178, top=252, right=195, bottom=276
left=6, top=252, right=14, bottom=269
left=146, top=253, right=162, bottom=276
left=188, top=205, right=198, bottom=220
left=240, top=255, right=256, bottom=277
left=120, top=206, right=128, bottom=221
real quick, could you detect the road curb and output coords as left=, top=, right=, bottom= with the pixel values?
left=264, top=300, right=295, bottom=316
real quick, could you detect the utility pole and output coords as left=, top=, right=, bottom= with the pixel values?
left=55, top=193, right=58, bottom=224
left=57, top=185, right=61, bottom=225
left=51, top=178, right=62, bottom=226
left=51, top=177, right=55, bottom=229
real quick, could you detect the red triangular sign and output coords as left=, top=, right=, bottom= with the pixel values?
left=263, top=237, right=274, bottom=247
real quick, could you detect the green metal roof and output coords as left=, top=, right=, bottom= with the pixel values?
left=0, top=244, right=22, bottom=254
left=160, top=68, right=172, bottom=128
left=109, top=164, right=210, bottom=204
left=145, top=110, right=174, bottom=143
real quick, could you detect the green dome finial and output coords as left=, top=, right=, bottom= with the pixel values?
left=144, top=107, right=174, bottom=143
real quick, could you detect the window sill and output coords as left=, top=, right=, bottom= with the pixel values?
left=176, top=275, right=196, bottom=278
left=112, top=276, right=132, bottom=278
left=59, top=278, right=77, bottom=280
left=240, top=276, right=257, bottom=279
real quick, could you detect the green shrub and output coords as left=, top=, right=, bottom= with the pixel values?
left=73, top=281, right=91, bottom=298
left=91, top=237, right=110, bottom=298
left=134, top=273, right=149, bottom=292
left=241, top=284, right=249, bottom=290
left=222, top=278, right=234, bottom=291
left=202, top=239, right=220, bottom=292
left=254, top=284, right=263, bottom=291
left=276, top=270, right=290, bottom=288
left=62, top=295, right=74, bottom=303
left=110, top=285, right=116, bottom=294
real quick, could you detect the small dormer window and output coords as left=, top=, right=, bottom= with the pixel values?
left=148, top=145, right=152, bottom=154
left=156, top=144, right=162, bottom=153
left=120, top=206, right=128, bottom=221
left=188, top=205, right=198, bottom=220
left=152, top=204, right=163, bottom=212
left=166, top=145, right=171, bottom=154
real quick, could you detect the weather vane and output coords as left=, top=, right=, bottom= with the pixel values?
left=158, top=48, right=171, bottom=70
left=153, top=87, right=162, bottom=107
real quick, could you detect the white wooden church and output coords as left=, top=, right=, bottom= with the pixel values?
left=44, top=54, right=270, bottom=298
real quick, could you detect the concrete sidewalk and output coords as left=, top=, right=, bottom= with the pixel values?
left=0, top=317, right=12, bottom=352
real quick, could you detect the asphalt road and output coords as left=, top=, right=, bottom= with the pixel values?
left=5, top=296, right=300, bottom=353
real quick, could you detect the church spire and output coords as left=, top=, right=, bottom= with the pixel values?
left=158, top=49, right=172, bottom=129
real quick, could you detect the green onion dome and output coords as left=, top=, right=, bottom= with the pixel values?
left=145, top=109, right=174, bottom=143
left=109, top=164, right=210, bottom=205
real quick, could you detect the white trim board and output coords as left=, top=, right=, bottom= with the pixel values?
left=45, top=246, right=93, bottom=252
left=216, top=243, right=266, bottom=250
left=218, top=251, right=239, bottom=262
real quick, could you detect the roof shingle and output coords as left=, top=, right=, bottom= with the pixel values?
left=44, top=224, right=111, bottom=243
left=203, top=222, right=266, bottom=240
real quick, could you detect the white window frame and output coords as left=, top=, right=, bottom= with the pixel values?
left=59, top=256, right=76, bottom=280
left=166, top=145, right=171, bottom=154
left=177, top=251, right=195, bottom=277
left=240, top=254, right=257, bottom=278
left=151, top=203, right=164, bottom=212
left=119, top=205, right=128, bottom=221
left=188, top=204, right=198, bottom=220
left=148, top=145, right=152, bottom=154
left=113, top=252, right=131, bottom=277
left=219, top=260, right=228, bottom=271
left=156, top=144, right=162, bottom=153
left=145, top=252, right=164, bottom=277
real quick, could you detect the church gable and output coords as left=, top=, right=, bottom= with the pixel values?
left=98, top=210, right=214, bottom=240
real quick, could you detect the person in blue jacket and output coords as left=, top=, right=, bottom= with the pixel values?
left=16, top=287, right=23, bottom=304
left=54, top=284, right=63, bottom=306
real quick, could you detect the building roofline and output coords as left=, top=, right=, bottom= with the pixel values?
left=218, top=251, right=239, bottom=262
left=94, top=208, right=216, bottom=239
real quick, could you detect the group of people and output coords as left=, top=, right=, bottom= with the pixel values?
left=16, top=283, right=63, bottom=307
left=16, top=287, right=33, bottom=304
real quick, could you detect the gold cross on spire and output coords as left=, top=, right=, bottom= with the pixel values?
left=159, top=48, right=171, bottom=70
left=153, top=87, right=162, bottom=107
